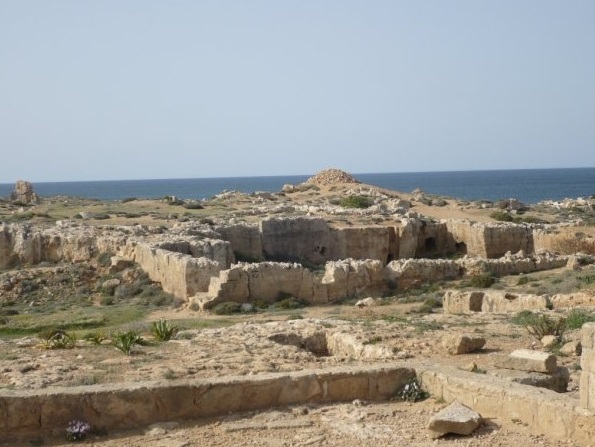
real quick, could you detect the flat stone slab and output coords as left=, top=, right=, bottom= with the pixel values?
left=496, top=349, right=557, bottom=373
left=427, top=401, right=482, bottom=439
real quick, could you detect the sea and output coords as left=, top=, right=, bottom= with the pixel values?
left=1, top=168, right=594, bottom=205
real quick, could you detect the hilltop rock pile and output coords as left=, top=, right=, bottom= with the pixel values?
left=304, top=168, right=360, bottom=186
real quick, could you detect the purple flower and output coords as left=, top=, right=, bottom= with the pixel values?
left=65, top=420, right=91, bottom=442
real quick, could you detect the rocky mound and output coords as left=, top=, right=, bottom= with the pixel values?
left=304, top=168, right=360, bottom=186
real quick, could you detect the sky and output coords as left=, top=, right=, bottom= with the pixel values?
left=1, top=1, right=594, bottom=182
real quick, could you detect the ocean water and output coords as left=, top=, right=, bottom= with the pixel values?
left=1, top=168, right=594, bottom=204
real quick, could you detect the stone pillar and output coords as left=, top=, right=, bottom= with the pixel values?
left=580, top=322, right=595, bottom=410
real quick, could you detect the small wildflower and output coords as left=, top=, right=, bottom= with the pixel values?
left=66, top=419, right=91, bottom=442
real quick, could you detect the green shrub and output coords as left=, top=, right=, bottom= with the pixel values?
left=96, top=252, right=112, bottom=267
left=121, top=197, right=137, bottom=203
left=512, top=312, right=566, bottom=340
left=252, top=299, right=270, bottom=310
left=183, top=202, right=204, bottom=210
left=339, top=196, right=372, bottom=209
left=113, top=330, right=143, bottom=355
left=83, top=331, right=107, bottom=345
left=461, top=273, right=496, bottom=288
left=212, top=302, right=242, bottom=315
left=566, top=309, right=595, bottom=330
left=39, top=329, right=77, bottom=350
left=151, top=318, right=179, bottom=341
left=490, top=211, right=514, bottom=222
left=578, top=275, right=595, bottom=287
left=275, top=297, right=306, bottom=310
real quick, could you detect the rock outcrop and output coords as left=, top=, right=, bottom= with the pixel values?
left=10, top=180, right=38, bottom=204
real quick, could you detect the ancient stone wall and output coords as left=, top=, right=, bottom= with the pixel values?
left=127, top=242, right=224, bottom=300
left=321, top=259, right=385, bottom=302
left=0, top=365, right=415, bottom=444
left=534, top=228, right=595, bottom=255
left=260, top=217, right=332, bottom=265
left=329, top=226, right=391, bottom=263
left=214, top=223, right=263, bottom=261
left=445, top=220, right=534, bottom=258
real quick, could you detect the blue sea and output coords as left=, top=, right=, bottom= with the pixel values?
left=1, top=168, right=594, bottom=205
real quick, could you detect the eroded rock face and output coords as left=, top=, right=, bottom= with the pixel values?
left=10, top=180, right=38, bottom=204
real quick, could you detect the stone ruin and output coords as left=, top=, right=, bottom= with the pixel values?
left=9, top=179, right=38, bottom=204
left=1, top=215, right=594, bottom=310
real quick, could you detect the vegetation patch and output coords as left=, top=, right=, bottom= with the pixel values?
left=339, top=195, right=372, bottom=209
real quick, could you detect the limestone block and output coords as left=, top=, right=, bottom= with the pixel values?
left=541, top=335, right=558, bottom=348
left=442, top=334, right=486, bottom=355
left=581, top=322, right=595, bottom=350
left=480, top=291, right=548, bottom=313
left=580, top=347, right=595, bottom=372
left=427, top=401, right=482, bottom=439
left=579, top=371, right=595, bottom=410
left=560, top=340, right=582, bottom=356
left=496, top=349, right=557, bottom=374
left=443, top=290, right=484, bottom=314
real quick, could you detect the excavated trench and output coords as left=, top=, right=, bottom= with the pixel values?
left=268, top=331, right=331, bottom=357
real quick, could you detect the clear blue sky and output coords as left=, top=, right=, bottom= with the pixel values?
left=1, top=1, right=594, bottom=182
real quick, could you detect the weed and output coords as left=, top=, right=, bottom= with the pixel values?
left=522, top=313, right=566, bottom=340
left=565, top=308, right=595, bottom=330
left=151, top=318, right=179, bottom=341
left=275, top=297, right=306, bottom=310
left=83, top=331, right=107, bottom=345
left=113, top=330, right=143, bottom=355
left=412, top=320, right=443, bottom=333
left=39, top=329, right=77, bottom=349
left=212, top=302, right=242, bottom=315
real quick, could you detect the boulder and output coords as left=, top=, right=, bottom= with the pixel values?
left=427, top=401, right=482, bottom=439
left=496, top=349, right=558, bottom=374
left=442, top=334, right=486, bottom=355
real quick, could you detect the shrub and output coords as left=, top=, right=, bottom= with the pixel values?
left=83, top=331, right=107, bottom=345
left=113, top=330, right=143, bottom=355
left=151, top=318, right=179, bottom=341
left=275, top=297, right=306, bottom=310
left=39, top=329, right=77, bottom=350
left=566, top=309, right=595, bottom=330
left=212, top=301, right=242, bottom=315
left=517, top=313, right=566, bottom=340
left=461, top=273, right=496, bottom=288
left=121, top=197, right=137, bottom=203
left=490, top=211, right=514, bottom=222
left=339, top=195, right=371, bottom=209
left=183, top=202, right=204, bottom=210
